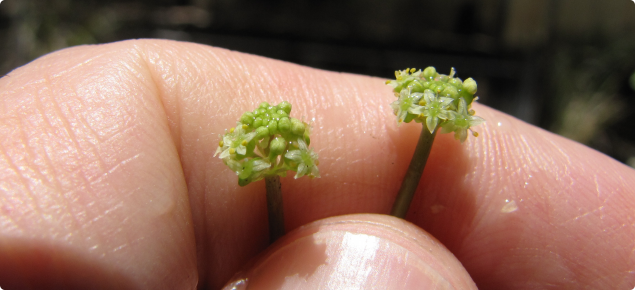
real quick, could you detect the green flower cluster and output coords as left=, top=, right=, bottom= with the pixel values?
left=214, top=101, right=320, bottom=186
left=386, top=67, right=485, bottom=142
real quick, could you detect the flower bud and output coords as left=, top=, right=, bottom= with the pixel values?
left=269, top=136, right=286, bottom=157
left=267, top=120, right=278, bottom=135
left=240, top=112, right=255, bottom=125
left=442, top=86, right=458, bottom=98
left=277, top=101, right=292, bottom=115
left=278, top=117, right=291, bottom=133
left=255, top=126, right=269, bottom=139
left=253, top=117, right=263, bottom=128
left=291, top=119, right=305, bottom=136
left=423, top=66, right=436, bottom=80
left=463, top=78, right=477, bottom=95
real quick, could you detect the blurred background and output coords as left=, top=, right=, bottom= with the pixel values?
left=1, top=0, right=635, bottom=167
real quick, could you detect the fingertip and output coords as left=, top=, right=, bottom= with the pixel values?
left=223, top=214, right=476, bottom=290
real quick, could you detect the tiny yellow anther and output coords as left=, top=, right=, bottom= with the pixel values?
left=242, top=124, right=248, bottom=130
left=241, top=140, right=248, bottom=146
left=472, top=132, right=479, bottom=137
left=385, top=80, right=391, bottom=84
left=469, top=109, right=476, bottom=116
left=229, top=148, right=236, bottom=154
left=219, top=140, right=224, bottom=147
left=419, top=100, right=426, bottom=106
left=410, top=68, right=416, bottom=73
left=229, top=127, right=235, bottom=133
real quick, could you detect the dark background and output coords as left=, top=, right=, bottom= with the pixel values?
left=2, top=0, right=635, bottom=166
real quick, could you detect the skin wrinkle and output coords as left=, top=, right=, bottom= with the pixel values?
left=1, top=42, right=199, bottom=288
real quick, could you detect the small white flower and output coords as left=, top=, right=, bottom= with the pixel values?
left=285, top=139, right=320, bottom=179
left=237, top=158, right=271, bottom=186
left=214, top=124, right=257, bottom=159
left=443, top=99, right=485, bottom=142
left=409, top=90, right=453, bottom=133
left=390, top=88, right=423, bottom=123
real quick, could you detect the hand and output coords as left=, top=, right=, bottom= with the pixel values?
left=0, top=40, right=633, bottom=290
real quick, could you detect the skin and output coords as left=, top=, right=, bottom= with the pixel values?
left=0, top=39, right=634, bottom=289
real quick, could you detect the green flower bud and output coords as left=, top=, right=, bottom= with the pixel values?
left=259, top=102, right=270, bottom=109
left=423, top=66, right=436, bottom=80
left=271, top=113, right=282, bottom=121
left=463, top=78, right=477, bottom=95
left=278, top=117, right=291, bottom=133
left=449, top=78, right=462, bottom=87
left=268, top=120, right=278, bottom=135
left=442, top=86, right=458, bottom=98
left=253, top=117, right=264, bottom=128
left=269, top=136, right=286, bottom=158
left=255, top=126, right=269, bottom=139
left=277, top=109, right=288, bottom=117
left=409, top=80, right=425, bottom=92
left=240, top=112, right=255, bottom=126
left=291, top=119, right=305, bottom=136
left=277, top=101, right=292, bottom=114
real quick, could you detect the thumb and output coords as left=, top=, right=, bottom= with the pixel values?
left=222, top=214, right=476, bottom=289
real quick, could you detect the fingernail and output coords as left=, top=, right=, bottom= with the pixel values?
left=223, top=214, right=475, bottom=290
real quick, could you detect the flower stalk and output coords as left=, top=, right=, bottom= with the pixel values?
left=215, top=101, right=319, bottom=243
left=265, top=175, right=285, bottom=243
left=390, top=126, right=437, bottom=218
left=387, top=67, right=484, bottom=218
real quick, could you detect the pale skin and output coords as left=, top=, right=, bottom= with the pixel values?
left=0, top=40, right=634, bottom=289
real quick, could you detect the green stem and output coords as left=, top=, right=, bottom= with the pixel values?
left=390, top=126, right=437, bottom=218
left=265, top=175, right=285, bottom=243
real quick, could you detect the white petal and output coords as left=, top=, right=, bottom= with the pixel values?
left=440, top=97, right=454, bottom=107
left=213, top=146, right=222, bottom=157
left=223, top=135, right=232, bottom=145
left=390, top=100, right=400, bottom=111
left=457, top=128, right=468, bottom=143
left=237, top=145, right=246, bottom=155
left=297, top=139, right=308, bottom=151
left=226, top=159, right=242, bottom=172
left=398, top=110, right=408, bottom=122
left=426, top=116, right=438, bottom=133
left=285, top=150, right=302, bottom=162
left=295, top=163, right=307, bottom=179
left=424, top=91, right=435, bottom=102
left=469, top=116, right=485, bottom=127
left=408, top=105, right=425, bottom=115
left=219, top=148, right=231, bottom=159
left=310, top=166, right=320, bottom=178
left=411, top=92, right=424, bottom=102
left=252, top=160, right=271, bottom=172
left=244, top=132, right=257, bottom=142
left=458, top=99, right=468, bottom=114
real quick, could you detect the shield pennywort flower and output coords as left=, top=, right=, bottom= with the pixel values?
left=390, top=88, right=423, bottom=123
left=215, top=101, right=319, bottom=186
left=442, top=98, right=486, bottom=142
left=285, top=139, right=320, bottom=179
left=409, top=90, right=453, bottom=133
left=386, top=66, right=485, bottom=142
left=214, top=124, right=257, bottom=159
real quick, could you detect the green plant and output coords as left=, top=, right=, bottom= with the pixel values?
left=215, top=101, right=319, bottom=242
left=387, top=67, right=484, bottom=218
